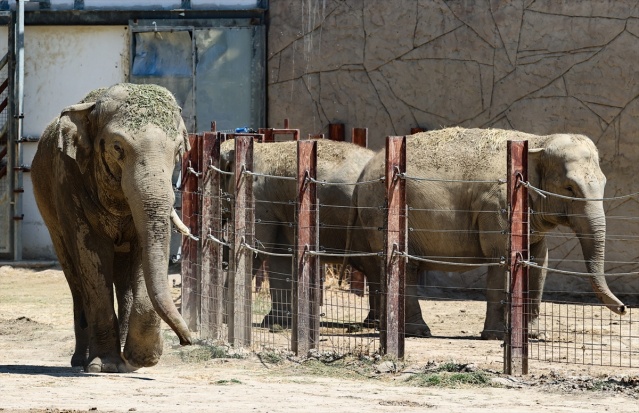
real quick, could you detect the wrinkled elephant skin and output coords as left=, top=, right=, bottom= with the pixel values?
left=348, top=128, right=625, bottom=339
left=31, top=83, right=192, bottom=373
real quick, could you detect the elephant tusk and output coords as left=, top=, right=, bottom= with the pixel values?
left=171, top=209, right=200, bottom=241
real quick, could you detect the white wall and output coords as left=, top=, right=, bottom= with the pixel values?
left=19, top=26, right=128, bottom=259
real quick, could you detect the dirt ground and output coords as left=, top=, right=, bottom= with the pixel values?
left=1, top=265, right=638, bottom=413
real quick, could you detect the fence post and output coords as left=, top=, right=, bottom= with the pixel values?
left=382, top=136, right=406, bottom=359
left=328, top=123, right=345, bottom=141
left=181, top=133, right=202, bottom=332
left=228, top=136, right=255, bottom=347
left=351, top=128, right=368, bottom=148
left=506, top=140, right=529, bottom=375
left=200, top=131, right=225, bottom=340
left=293, top=140, right=319, bottom=355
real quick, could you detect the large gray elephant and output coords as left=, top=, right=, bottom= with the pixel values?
left=220, top=139, right=375, bottom=327
left=348, top=127, right=626, bottom=339
left=31, top=83, right=192, bottom=373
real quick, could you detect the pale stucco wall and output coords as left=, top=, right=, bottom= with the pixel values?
left=267, top=0, right=639, bottom=301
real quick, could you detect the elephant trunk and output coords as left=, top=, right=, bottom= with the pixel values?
left=576, top=205, right=626, bottom=315
left=125, top=172, right=192, bottom=345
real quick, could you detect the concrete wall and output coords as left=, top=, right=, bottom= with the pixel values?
left=267, top=0, right=639, bottom=300
left=12, top=26, right=129, bottom=259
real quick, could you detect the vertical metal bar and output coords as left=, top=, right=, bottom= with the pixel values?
left=181, top=133, right=201, bottom=332
left=351, top=128, right=368, bottom=148
left=293, top=140, right=318, bottom=355
left=229, top=136, right=254, bottom=347
left=506, top=140, right=529, bottom=375
left=328, top=123, right=345, bottom=141
left=200, top=132, right=224, bottom=339
left=13, top=0, right=24, bottom=261
left=382, top=136, right=406, bottom=359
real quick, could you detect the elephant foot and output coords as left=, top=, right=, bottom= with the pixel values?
left=405, top=313, right=431, bottom=338
left=71, top=353, right=87, bottom=368
left=261, top=309, right=291, bottom=330
left=85, top=355, right=137, bottom=373
left=362, top=315, right=379, bottom=330
left=480, top=329, right=504, bottom=340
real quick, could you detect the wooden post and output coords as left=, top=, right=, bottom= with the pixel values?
left=228, top=136, right=255, bottom=347
left=382, top=136, right=406, bottom=358
left=506, top=140, right=529, bottom=375
left=351, top=128, right=368, bottom=148
left=328, top=123, right=345, bottom=141
left=181, top=133, right=202, bottom=332
left=200, top=132, right=225, bottom=340
left=292, top=140, right=319, bottom=355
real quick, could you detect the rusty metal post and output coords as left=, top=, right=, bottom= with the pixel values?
left=228, top=136, right=255, bottom=347
left=328, top=123, right=345, bottom=141
left=381, top=136, right=406, bottom=359
left=351, top=128, right=368, bottom=148
left=181, top=133, right=202, bottom=332
left=293, top=140, right=319, bottom=355
left=200, top=132, right=225, bottom=340
left=506, top=140, right=529, bottom=375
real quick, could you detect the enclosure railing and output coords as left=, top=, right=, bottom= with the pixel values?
left=178, top=124, right=639, bottom=375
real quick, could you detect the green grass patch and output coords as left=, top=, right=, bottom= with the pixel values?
left=178, top=342, right=244, bottom=363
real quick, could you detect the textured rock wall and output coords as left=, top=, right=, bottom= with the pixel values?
left=267, top=0, right=639, bottom=300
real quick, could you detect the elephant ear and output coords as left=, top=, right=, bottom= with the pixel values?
left=57, top=102, right=96, bottom=174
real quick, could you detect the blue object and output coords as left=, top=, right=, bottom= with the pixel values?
left=235, top=127, right=256, bottom=133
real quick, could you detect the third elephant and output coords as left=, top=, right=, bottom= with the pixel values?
left=347, top=127, right=625, bottom=339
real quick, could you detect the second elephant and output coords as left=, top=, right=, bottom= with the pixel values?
left=348, top=127, right=626, bottom=339
left=220, top=139, right=375, bottom=327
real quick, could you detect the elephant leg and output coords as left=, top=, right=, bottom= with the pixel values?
left=527, top=242, right=548, bottom=339
left=47, top=230, right=90, bottom=368
left=482, top=265, right=508, bottom=340
left=121, top=246, right=163, bottom=370
left=404, top=264, right=431, bottom=337
left=260, top=256, right=293, bottom=329
left=352, top=256, right=381, bottom=329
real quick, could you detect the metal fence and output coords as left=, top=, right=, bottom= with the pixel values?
left=178, top=125, right=639, bottom=375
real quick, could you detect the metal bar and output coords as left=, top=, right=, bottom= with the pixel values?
left=292, top=140, right=318, bottom=355
left=180, top=133, right=201, bottom=332
left=258, top=128, right=300, bottom=142
left=200, top=131, right=225, bottom=340
left=13, top=0, right=24, bottom=261
left=0, top=97, right=8, bottom=114
left=506, top=140, right=529, bottom=375
left=351, top=128, right=368, bottom=148
left=229, top=136, right=254, bottom=347
left=382, top=136, right=406, bottom=359
left=328, top=123, right=345, bottom=141
left=308, top=133, right=324, bottom=140
left=0, top=53, right=7, bottom=71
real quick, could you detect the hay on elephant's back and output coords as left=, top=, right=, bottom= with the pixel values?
left=410, top=127, right=537, bottom=174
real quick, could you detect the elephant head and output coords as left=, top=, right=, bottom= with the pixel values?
left=56, top=83, right=193, bottom=344
left=529, top=134, right=625, bottom=315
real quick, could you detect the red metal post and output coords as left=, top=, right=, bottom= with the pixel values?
left=328, top=123, right=345, bottom=141
left=293, top=140, right=319, bottom=355
left=228, top=136, right=255, bottom=347
left=382, top=136, right=406, bottom=359
left=181, top=133, right=202, bottom=332
left=308, top=133, right=324, bottom=140
left=351, top=128, right=368, bottom=148
left=506, top=140, right=529, bottom=375
left=200, top=131, right=225, bottom=340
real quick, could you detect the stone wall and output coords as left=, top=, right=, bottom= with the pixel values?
left=267, top=0, right=639, bottom=301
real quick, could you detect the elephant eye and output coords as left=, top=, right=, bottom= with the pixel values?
left=113, top=142, right=124, bottom=160
left=566, top=185, right=574, bottom=194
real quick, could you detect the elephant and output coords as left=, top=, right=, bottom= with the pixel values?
left=31, top=83, right=193, bottom=373
left=347, top=127, right=626, bottom=339
left=219, top=138, right=375, bottom=328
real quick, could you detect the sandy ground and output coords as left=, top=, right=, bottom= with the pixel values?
left=1, top=265, right=638, bottom=413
